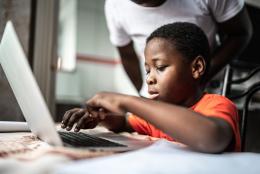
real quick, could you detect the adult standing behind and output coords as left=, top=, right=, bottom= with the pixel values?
left=105, top=0, right=252, bottom=96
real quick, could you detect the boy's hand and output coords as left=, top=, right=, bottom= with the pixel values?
left=60, top=107, right=106, bottom=132
left=86, top=92, right=127, bottom=115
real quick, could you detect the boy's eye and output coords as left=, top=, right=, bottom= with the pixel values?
left=156, top=65, right=167, bottom=71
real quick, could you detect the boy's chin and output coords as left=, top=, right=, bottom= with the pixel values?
left=148, top=93, right=159, bottom=100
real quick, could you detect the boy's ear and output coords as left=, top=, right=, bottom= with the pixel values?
left=191, top=56, right=206, bottom=79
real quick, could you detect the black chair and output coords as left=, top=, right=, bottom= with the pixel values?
left=229, top=82, right=260, bottom=151
left=221, top=3, right=260, bottom=152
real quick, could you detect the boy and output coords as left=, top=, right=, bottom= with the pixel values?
left=61, top=22, right=240, bottom=153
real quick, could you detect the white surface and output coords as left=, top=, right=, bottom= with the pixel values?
left=0, top=154, right=69, bottom=174
left=0, top=21, right=62, bottom=146
left=55, top=140, right=260, bottom=174
left=0, top=121, right=29, bottom=132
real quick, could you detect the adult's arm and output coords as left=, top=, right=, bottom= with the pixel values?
left=117, top=41, right=143, bottom=92
left=206, top=6, right=253, bottom=82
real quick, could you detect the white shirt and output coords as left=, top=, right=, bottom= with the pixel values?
left=105, top=0, right=244, bottom=95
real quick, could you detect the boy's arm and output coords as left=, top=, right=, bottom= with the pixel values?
left=87, top=92, right=233, bottom=153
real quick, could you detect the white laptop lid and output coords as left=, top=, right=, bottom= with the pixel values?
left=0, top=21, right=62, bottom=146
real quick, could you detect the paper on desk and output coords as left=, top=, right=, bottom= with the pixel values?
left=0, top=121, right=30, bottom=132
left=55, top=140, right=260, bottom=174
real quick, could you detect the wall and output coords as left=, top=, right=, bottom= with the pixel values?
left=56, top=0, right=137, bottom=104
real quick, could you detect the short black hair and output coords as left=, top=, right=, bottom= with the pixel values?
left=146, top=22, right=210, bottom=79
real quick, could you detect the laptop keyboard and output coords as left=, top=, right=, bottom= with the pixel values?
left=58, top=131, right=126, bottom=147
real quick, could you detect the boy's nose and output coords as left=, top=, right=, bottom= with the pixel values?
left=146, top=73, right=156, bottom=85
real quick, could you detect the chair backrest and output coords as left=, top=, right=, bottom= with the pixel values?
left=235, top=82, right=260, bottom=151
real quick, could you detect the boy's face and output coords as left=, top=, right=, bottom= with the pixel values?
left=144, top=38, right=197, bottom=105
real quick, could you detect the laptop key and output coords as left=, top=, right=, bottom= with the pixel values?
left=58, top=131, right=126, bottom=147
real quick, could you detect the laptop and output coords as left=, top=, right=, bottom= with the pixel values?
left=0, top=21, right=152, bottom=151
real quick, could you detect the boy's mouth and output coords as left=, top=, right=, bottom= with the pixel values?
left=148, top=90, right=159, bottom=99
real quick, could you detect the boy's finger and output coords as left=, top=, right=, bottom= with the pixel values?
left=74, top=113, right=91, bottom=132
left=61, top=108, right=79, bottom=128
left=89, top=110, right=99, bottom=119
left=98, top=109, right=107, bottom=120
left=66, top=109, right=85, bottom=130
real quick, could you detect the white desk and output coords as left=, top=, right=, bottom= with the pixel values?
left=56, top=140, right=260, bottom=174
left=1, top=131, right=260, bottom=174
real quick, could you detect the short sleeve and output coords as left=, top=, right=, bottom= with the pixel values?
left=198, top=98, right=239, bottom=129
left=127, top=114, right=151, bottom=135
left=104, top=0, right=131, bottom=46
left=127, top=114, right=174, bottom=141
left=207, top=0, right=244, bottom=22
left=194, top=95, right=241, bottom=151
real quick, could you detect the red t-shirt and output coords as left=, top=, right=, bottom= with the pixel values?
left=128, top=94, right=241, bottom=152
